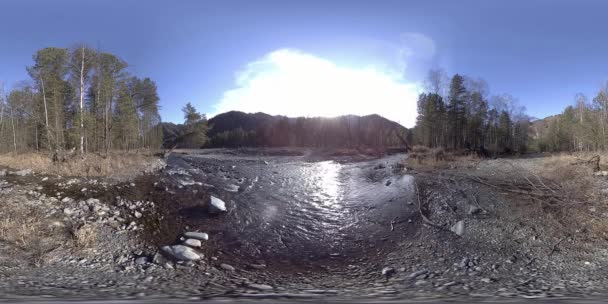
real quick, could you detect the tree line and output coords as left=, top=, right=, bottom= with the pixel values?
left=532, top=83, right=608, bottom=152
left=0, top=45, right=163, bottom=155
left=412, top=70, right=529, bottom=155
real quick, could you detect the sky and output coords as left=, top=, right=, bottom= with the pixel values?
left=1, top=0, right=608, bottom=127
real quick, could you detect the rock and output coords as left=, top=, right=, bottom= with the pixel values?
left=594, top=171, right=608, bottom=176
left=385, top=180, right=392, bottom=186
left=209, top=196, right=227, bottom=214
left=133, top=211, right=142, bottom=219
left=223, top=184, right=239, bottom=192
left=248, top=283, right=273, bottom=291
left=183, top=232, right=209, bottom=241
left=382, top=267, right=395, bottom=277
left=468, top=205, right=481, bottom=215
left=161, top=245, right=201, bottom=261
left=63, top=208, right=75, bottom=215
left=61, top=197, right=72, bottom=203
left=86, top=198, right=100, bottom=205
left=0, top=170, right=6, bottom=176
left=450, top=220, right=465, bottom=236
left=183, top=238, right=202, bottom=248
left=408, top=270, right=428, bottom=279
left=220, top=263, right=235, bottom=272
left=12, top=169, right=32, bottom=176
left=42, top=177, right=49, bottom=181
left=135, top=257, right=148, bottom=265
left=249, top=264, right=267, bottom=270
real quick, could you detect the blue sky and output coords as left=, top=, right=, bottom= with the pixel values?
left=1, top=0, right=608, bottom=126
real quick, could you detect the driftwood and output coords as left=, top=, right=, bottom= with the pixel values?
left=571, top=155, right=600, bottom=172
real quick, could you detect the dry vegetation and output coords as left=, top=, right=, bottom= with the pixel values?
left=405, top=145, right=481, bottom=170
left=0, top=201, right=66, bottom=267
left=0, top=151, right=163, bottom=177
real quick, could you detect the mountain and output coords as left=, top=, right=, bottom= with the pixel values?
left=205, top=111, right=410, bottom=149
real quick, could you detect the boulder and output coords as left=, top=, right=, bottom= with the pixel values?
left=183, top=238, right=202, bottom=248
left=451, top=220, right=465, bottom=236
left=183, top=232, right=209, bottom=241
left=209, top=196, right=227, bottom=214
left=161, top=245, right=201, bottom=261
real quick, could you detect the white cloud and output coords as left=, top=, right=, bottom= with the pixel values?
left=212, top=49, right=421, bottom=127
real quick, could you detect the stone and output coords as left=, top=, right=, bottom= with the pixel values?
left=224, top=184, right=239, bottom=192
left=468, top=205, right=481, bottom=215
left=161, top=245, right=201, bottom=261
left=61, top=197, right=72, bottom=203
left=0, top=170, right=6, bottom=176
left=135, top=257, right=148, bottom=265
left=408, top=269, right=428, bottom=279
left=382, top=267, right=395, bottom=277
left=63, top=208, right=75, bottom=215
left=183, top=232, right=209, bottom=241
left=451, top=220, right=465, bottom=236
left=42, top=177, right=49, bottom=181
left=248, top=283, right=273, bottom=291
left=183, top=238, right=202, bottom=248
left=220, top=263, right=235, bottom=272
left=134, top=211, right=142, bottom=219
left=209, top=196, right=227, bottom=213
left=385, top=180, right=392, bottom=186
left=12, top=169, right=32, bottom=176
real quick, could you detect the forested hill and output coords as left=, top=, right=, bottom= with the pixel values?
left=164, top=111, right=410, bottom=149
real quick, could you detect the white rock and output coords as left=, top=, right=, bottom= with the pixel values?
left=209, top=196, right=227, bottom=213
left=382, top=267, right=395, bottom=277
left=12, top=169, right=32, bottom=176
left=248, top=283, right=273, bottom=291
left=0, top=170, right=6, bottom=176
left=134, top=211, right=142, bottom=218
left=42, top=177, right=49, bottom=181
left=220, top=263, right=235, bottom=271
left=183, top=238, right=202, bottom=248
left=451, top=220, right=465, bottom=236
left=224, top=184, right=239, bottom=192
left=161, top=245, right=201, bottom=261
left=61, top=197, right=72, bottom=203
left=63, top=208, right=74, bottom=215
left=183, top=232, right=209, bottom=241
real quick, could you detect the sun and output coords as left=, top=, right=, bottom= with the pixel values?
left=214, top=49, right=420, bottom=127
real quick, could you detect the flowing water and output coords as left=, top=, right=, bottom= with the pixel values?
left=164, top=150, right=417, bottom=270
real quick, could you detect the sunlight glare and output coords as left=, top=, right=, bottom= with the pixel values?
left=214, top=49, right=420, bottom=127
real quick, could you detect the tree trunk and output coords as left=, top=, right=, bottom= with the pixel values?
left=41, top=77, right=52, bottom=150
left=79, top=46, right=85, bottom=154
left=10, top=106, right=17, bottom=153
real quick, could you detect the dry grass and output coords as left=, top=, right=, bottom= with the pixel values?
left=0, top=202, right=65, bottom=266
left=0, top=151, right=162, bottom=177
left=405, top=146, right=480, bottom=170
left=70, top=223, right=97, bottom=249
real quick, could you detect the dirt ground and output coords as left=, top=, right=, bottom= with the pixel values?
left=1, top=150, right=608, bottom=301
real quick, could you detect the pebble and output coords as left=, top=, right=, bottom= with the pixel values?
left=248, top=283, right=273, bottom=291
left=220, top=263, right=235, bottom=272
left=183, top=238, right=202, bottom=248
left=183, top=232, right=209, bottom=241
left=382, top=267, right=395, bottom=277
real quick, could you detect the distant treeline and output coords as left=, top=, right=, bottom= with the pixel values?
left=531, top=85, right=608, bottom=152
left=0, top=45, right=163, bottom=155
left=412, top=70, right=529, bottom=155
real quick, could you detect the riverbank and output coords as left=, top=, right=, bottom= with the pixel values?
left=1, top=149, right=608, bottom=301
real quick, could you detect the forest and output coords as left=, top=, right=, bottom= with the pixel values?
left=0, top=45, right=163, bottom=155
left=411, top=70, right=529, bottom=155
